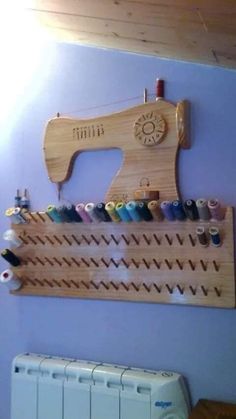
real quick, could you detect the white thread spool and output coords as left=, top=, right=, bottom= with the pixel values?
left=0, top=269, right=22, bottom=291
left=3, top=229, right=22, bottom=247
left=84, top=203, right=100, bottom=222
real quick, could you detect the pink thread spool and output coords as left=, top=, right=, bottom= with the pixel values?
left=76, top=203, right=92, bottom=223
left=208, top=199, right=224, bottom=221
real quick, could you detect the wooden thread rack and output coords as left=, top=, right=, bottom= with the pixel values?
left=11, top=208, right=235, bottom=308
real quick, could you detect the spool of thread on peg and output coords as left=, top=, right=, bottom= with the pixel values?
left=76, top=203, right=92, bottom=223
left=14, top=189, right=21, bottom=208
left=160, top=201, right=175, bottom=221
left=13, top=208, right=27, bottom=224
left=156, top=79, right=164, bottom=100
left=105, top=202, right=121, bottom=222
left=64, top=204, right=82, bottom=222
left=208, top=199, right=224, bottom=221
left=115, top=202, right=132, bottom=222
left=196, top=226, right=208, bottom=247
left=21, top=189, right=30, bottom=210
left=196, top=198, right=211, bottom=221
left=47, top=205, right=63, bottom=223
left=94, top=203, right=111, bottom=222
left=5, top=208, right=21, bottom=224
left=172, top=200, right=186, bottom=221
left=184, top=199, right=199, bottom=221
left=0, top=269, right=22, bottom=291
left=209, top=226, right=221, bottom=247
left=147, top=200, right=163, bottom=221
left=1, top=249, right=21, bottom=266
left=57, top=205, right=72, bottom=222
left=84, top=203, right=101, bottom=222
left=3, top=229, right=22, bottom=247
left=136, top=202, right=153, bottom=221
left=126, top=201, right=142, bottom=221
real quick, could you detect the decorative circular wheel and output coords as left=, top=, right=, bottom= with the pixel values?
left=134, top=111, right=167, bottom=147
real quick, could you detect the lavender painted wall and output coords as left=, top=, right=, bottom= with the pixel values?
left=0, top=41, right=236, bottom=418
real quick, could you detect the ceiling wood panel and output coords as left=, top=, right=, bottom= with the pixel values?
left=21, top=1, right=236, bottom=69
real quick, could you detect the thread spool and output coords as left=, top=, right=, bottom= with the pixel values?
left=47, top=205, right=63, bottom=223
left=134, top=190, right=159, bottom=201
left=147, top=200, right=163, bottom=221
left=196, top=198, right=211, bottom=221
left=94, top=203, right=111, bottom=222
left=126, top=201, right=142, bottom=221
left=1, top=249, right=21, bottom=266
left=21, top=189, right=30, bottom=210
left=196, top=226, right=208, bottom=247
left=64, top=204, right=82, bottom=222
left=13, top=207, right=28, bottom=224
left=76, top=203, right=92, bottom=223
left=105, top=202, right=121, bottom=222
left=209, top=226, right=221, bottom=247
left=84, top=203, right=101, bottom=222
left=3, top=229, right=22, bottom=247
left=184, top=199, right=199, bottom=221
left=5, top=208, right=21, bottom=224
left=115, top=202, right=132, bottom=222
left=172, top=200, right=186, bottom=221
left=156, top=78, right=164, bottom=100
left=208, top=199, right=224, bottom=221
left=0, top=269, right=22, bottom=291
left=160, top=201, right=175, bottom=221
left=14, top=189, right=21, bottom=208
left=57, top=205, right=72, bottom=222
left=136, top=201, right=153, bottom=221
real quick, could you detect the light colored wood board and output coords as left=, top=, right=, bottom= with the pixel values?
left=44, top=100, right=188, bottom=202
left=10, top=208, right=235, bottom=308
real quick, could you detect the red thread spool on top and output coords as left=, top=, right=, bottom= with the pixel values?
left=156, top=79, right=164, bottom=100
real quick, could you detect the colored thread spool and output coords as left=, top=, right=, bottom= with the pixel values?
left=21, top=189, right=30, bottom=210
left=196, top=198, right=211, bottom=221
left=196, top=226, right=208, bottom=247
left=156, top=78, right=164, bottom=100
left=115, top=202, right=132, bottom=222
left=105, top=202, right=121, bottom=222
left=84, top=203, right=101, bottom=222
left=184, top=199, right=199, bottom=221
left=94, top=203, right=111, bottom=222
left=0, top=269, right=22, bottom=291
left=13, top=208, right=27, bottom=224
left=125, top=201, right=142, bottom=222
left=57, top=205, right=73, bottom=222
left=172, top=200, right=186, bottom=221
left=76, top=203, right=92, bottom=223
left=5, top=208, right=21, bottom=224
left=47, top=205, right=63, bottom=223
left=64, top=204, right=82, bottom=222
left=1, top=249, right=21, bottom=267
left=160, top=201, right=175, bottom=221
left=136, top=201, right=153, bottom=221
left=208, top=199, right=224, bottom=221
left=147, top=200, right=163, bottom=221
left=14, top=189, right=21, bottom=208
left=209, top=226, right=221, bottom=247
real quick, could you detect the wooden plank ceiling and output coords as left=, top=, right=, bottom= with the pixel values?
left=22, top=0, right=236, bottom=69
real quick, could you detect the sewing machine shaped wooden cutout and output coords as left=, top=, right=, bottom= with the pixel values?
left=43, top=99, right=190, bottom=202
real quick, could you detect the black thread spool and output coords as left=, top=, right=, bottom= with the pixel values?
left=184, top=199, right=199, bottom=221
left=136, top=201, right=153, bottom=221
left=57, top=205, right=72, bottom=222
left=64, top=204, right=82, bottom=222
left=209, top=226, right=221, bottom=247
left=196, top=226, right=208, bottom=247
left=94, top=203, right=111, bottom=222
left=1, top=249, right=21, bottom=267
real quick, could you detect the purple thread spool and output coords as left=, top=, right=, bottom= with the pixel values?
left=76, top=203, right=92, bottom=223
left=160, top=201, right=175, bottom=221
left=208, top=199, right=224, bottom=221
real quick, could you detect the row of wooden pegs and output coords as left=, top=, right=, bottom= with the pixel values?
left=18, top=232, right=217, bottom=247
left=22, top=277, right=222, bottom=297
left=24, top=256, right=220, bottom=272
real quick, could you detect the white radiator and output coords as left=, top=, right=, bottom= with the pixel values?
left=11, top=353, right=190, bottom=419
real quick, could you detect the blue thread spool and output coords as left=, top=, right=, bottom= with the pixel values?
left=115, top=202, right=132, bottom=222
left=184, top=199, right=199, bottom=221
left=57, top=205, right=72, bottom=222
left=64, top=204, right=82, bottom=222
left=209, top=226, right=221, bottom=247
left=160, top=201, right=175, bottom=221
left=136, top=201, right=153, bottom=221
left=172, top=200, right=186, bottom=221
left=21, top=189, right=30, bottom=210
left=125, top=201, right=142, bottom=221
left=47, top=205, right=63, bottom=223
left=14, top=189, right=21, bottom=208
left=94, top=203, right=111, bottom=222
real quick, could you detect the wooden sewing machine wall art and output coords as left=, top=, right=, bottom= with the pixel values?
left=43, top=99, right=190, bottom=201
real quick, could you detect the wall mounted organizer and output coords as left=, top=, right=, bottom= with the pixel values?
left=11, top=208, right=235, bottom=308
